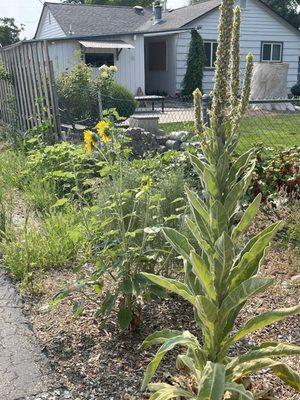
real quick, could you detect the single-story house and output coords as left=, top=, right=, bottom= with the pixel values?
left=34, top=0, right=300, bottom=96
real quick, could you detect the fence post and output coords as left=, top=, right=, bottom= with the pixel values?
left=202, top=94, right=212, bottom=127
left=98, top=89, right=103, bottom=120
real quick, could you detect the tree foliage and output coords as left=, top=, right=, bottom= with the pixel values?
left=0, top=18, right=24, bottom=47
left=262, top=0, right=300, bottom=28
left=182, top=29, right=206, bottom=97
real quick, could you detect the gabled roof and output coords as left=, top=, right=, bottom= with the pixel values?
left=44, top=2, right=152, bottom=37
left=35, top=0, right=299, bottom=40
left=138, top=0, right=220, bottom=32
left=36, top=0, right=220, bottom=38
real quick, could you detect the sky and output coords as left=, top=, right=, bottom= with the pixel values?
left=0, top=0, right=188, bottom=40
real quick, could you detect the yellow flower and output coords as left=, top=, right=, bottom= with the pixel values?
left=141, top=176, right=154, bottom=190
left=109, top=65, right=118, bottom=73
left=96, top=120, right=110, bottom=143
left=83, top=129, right=96, bottom=154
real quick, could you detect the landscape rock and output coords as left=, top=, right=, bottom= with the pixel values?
left=123, top=127, right=159, bottom=157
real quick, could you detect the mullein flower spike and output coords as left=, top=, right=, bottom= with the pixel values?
left=211, top=0, right=235, bottom=134
left=230, top=6, right=241, bottom=115
left=193, top=88, right=204, bottom=135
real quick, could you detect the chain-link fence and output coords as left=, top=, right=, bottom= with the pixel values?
left=59, top=93, right=300, bottom=152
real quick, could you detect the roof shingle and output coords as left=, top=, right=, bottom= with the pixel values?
left=45, top=0, right=221, bottom=37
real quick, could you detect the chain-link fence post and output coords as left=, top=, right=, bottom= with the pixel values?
left=202, top=94, right=212, bottom=128
left=98, top=89, right=103, bottom=120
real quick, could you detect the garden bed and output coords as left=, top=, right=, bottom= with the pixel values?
left=22, top=209, right=300, bottom=400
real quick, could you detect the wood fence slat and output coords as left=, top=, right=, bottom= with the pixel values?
left=0, top=41, right=60, bottom=140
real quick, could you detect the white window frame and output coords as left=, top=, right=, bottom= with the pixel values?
left=204, top=40, right=218, bottom=69
left=261, top=42, right=283, bottom=63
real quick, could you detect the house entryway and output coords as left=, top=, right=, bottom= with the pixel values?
left=144, top=34, right=177, bottom=96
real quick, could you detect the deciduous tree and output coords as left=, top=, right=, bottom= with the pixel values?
left=0, top=18, right=24, bottom=47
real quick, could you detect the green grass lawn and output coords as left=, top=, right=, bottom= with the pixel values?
left=159, top=114, right=300, bottom=151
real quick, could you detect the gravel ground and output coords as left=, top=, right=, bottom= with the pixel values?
left=22, top=210, right=300, bottom=400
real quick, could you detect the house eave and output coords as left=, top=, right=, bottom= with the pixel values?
left=17, top=27, right=192, bottom=45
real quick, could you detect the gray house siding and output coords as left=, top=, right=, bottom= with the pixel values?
left=176, top=0, right=300, bottom=93
left=35, top=9, right=66, bottom=39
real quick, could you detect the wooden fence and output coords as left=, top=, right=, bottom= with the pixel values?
left=0, top=40, right=61, bottom=138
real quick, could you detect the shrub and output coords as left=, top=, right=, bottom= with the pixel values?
left=101, top=81, right=136, bottom=118
left=23, top=141, right=101, bottom=201
left=291, top=83, right=300, bottom=97
left=56, top=62, right=136, bottom=124
left=56, top=62, right=99, bottom=125
left=141, top=2, right=300, bottom=399
left=249, top=146, right=300, bottom=203
left=181, top=29, right=205, bottom=97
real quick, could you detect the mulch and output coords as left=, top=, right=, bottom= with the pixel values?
left=22, top=210, right=300, bottom=400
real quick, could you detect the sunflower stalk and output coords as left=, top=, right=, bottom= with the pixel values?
left=141, top=1, right=300, bottom=399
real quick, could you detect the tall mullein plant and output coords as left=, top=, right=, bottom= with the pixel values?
left=140, top=2, right=300, bottom=399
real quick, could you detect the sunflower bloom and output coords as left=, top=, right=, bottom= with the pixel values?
left=84, top=129, right=96, bottom=154
left=96, top=120, right=111, bottom=143
left=142, top=176, right=154, bottom=190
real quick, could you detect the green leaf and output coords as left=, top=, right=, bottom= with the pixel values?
left=51, top=288, right=71, bottom=306
left=230, top=222, right=282, bottom=288
left=162, top=227, right=194, bottom=261
left=227, top=343, right=300, bottom=371
left=186, top=217, right=214, bottom=258
left=142, top=273, right=195, bottom=305
left=231, top=194, right=262, bottom=240
left=197, top=362, right=225, bottom=399
left=148, top=383, right=194, bottom=399
left=100, top=291, right=117, bottom=315
left=219, top=277, right=274, bottom=330
left=120, top=278, right=133, bottom=294
left=215, top=232, right=235, bottom=288
left=230, top=305, right=300, bottom=344
left=186, top=187, right=209, bottom=223
left=227, top=149, right=254, bottom=187
left=203, top=167, right=219, bottom=198
left=92, top=281, right=103, bottom=296
left=224, top=382, right=254, bottom=399
left=195, top=295, right=218, bottom=324
left=271, top=362, right=300, bottom=391
left=72, top=301, right=85, bottom=317
left=210, top=200, right=228, bottom=238
left=52, top=197, right=69, bottom=208
left=117, top=307, right=132, bottom=331
left=189, top=153, right=208, bottom=176
left=142, top=329, right=182, bottom=348
left=230, top=358, right=300, bottom=391
left=224, top=161, right=255, bottom=217
left=176, top=354, right=199, bottom=376
left=141, top=331, right=199, bottom=391
left=190, top=251, right=216, bottom=300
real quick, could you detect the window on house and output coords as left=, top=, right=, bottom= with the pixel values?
left=85, top=53, right=114, bottom=67
left=261, top=42, right=283, bottom=62
left=204, top=41, right=218, bottom=68
left=148, top=41, right=167, bottom=71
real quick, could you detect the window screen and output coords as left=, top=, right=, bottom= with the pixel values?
left=204, top=41, right=218, bottom=68
left=85, top=53, right=114, bottom=67
left=261, top=42, right=282, bottom=62
left=148, top=41, right=167, bottom=71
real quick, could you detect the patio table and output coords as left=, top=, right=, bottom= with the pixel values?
left=134, top=95, right=165, bottom=112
